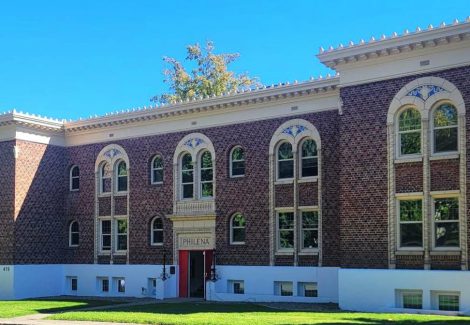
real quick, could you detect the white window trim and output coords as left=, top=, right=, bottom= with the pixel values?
left=69, top=221, right=79, bottom=247
left=274, top=281, right=293, bottom=296
left=115, top=160, right=128, bottom=194
left=199, top=150, right=214, bottom=199
left=151, top=155, right=164, bottom=185
left=395, top=107, right=423, bottom=160
left=180, top=153, right=194, bottom=200
left=228, top=280, right=245, bottom=294
left=115, top=217, right=129, bottom=253
left=276, top=210, right=295, bottom=253
left=276, top=141, right=294, bottom=182
left=151, top=216, right=164, bottom=246
left=229, top=146, right=245, bottom=178
left=395, top=289, right=423, bottom=309
left=230, top=213, right=246, bottom=245
left=430, top=103, right=459, bottom=156
left=114, top=277, right=126, bottom=294
left=299, top=138, right=319, bottom=180
left=69, top=165, right=80, bottom=192
left=396, top=196, right=424, bottom=251
left=298, top=282, right=318, bottom=297
left=431, top=290, right=461, bottom=311
left=431, top=194, right=460, bottom=251
left=300, top=209, right=319, bottom=253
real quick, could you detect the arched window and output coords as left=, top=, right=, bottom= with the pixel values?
left=277, top=142, right=294, bottom=179
left=151, top=217, right=164, bottom=245
left=151, top=155, right=164, bottom=184
left=230, top=213, right=246, bottom=244
left=181, top=153, right=194, bottom=199
left=200, top=151, right=213, bottom=198
left=69, top=221, right=79, bottom=247
left=70, top=166, right=80, bottom=191
left=230, top=146, right=245, bottom=177
left=300, top=139, right=318, bottom=178
left=116, top=160, right=128, bottom=192
left=100, top=162, right=112, bottom=194
left=433, top=103, right=458, bottom=153
left=398, top=108, right=421, bottom=156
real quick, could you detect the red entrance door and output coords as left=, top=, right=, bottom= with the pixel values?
left=179, top=250, right=213, bottom=298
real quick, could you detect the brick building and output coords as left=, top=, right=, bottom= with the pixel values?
left=1, top=19, right=470, bottom=313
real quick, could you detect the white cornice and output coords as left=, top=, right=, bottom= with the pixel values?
left=0, top=110, right=64, bottom=133
left=317, top=18, right=470, bottom=69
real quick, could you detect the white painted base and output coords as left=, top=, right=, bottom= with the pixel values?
left=206, top=266, right=339, bottom=303
left=339, top=269, right=470, bottom=315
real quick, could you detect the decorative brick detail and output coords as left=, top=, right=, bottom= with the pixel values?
left=298, top=254, right=318, bottom=266
left=430, top=254, right=461, bottom=270
left=275, top=255, right=294, bottom=266
left=298, top=182, right=318, bottom=207
left=98, top=197, right=111, bottom=216
left=396, top=255, right=424, bottom=269
left=395, top=162, right=423, bottom=193
left=114, top=196, right=127, bottom=216
left=275, top=184, right=294, bottom=207
left=430, top=159, right=460, bottom=192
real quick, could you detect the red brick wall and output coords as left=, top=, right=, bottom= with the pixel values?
left=298, top=182, right=318, bottom=206
left=0, top=141, right=16, bottom=264
left=430, top=159, right=460, bottom=192
left=395, top=163, right=423, bottom=193
left=275, top=184, right=294, bottom=207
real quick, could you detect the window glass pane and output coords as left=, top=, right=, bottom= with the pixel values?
left=182, top=154, right=193, bottom=170
left=71, top=233, right=79, bottom=246
left=117, top=235, right=127, bottom=250
left=439, top=295, right=459, bottom=311
left=232, top=161, right=245, bottom=176
left=303, top=229, right=318, bottom=249
left=117, top=162, right=127, bottom=176
left=302, top=211, right=318, bottom=227
left=400, top=200, right=422, bottom=222
left=399, top=109, right=421, bottom=131
left=71, top=222, right=79, bottom=232
left=102, top=163, right=111, bottom=178
left=102, top=235, right=111, bottom=250
left=434, top=128, right=458, bottom=152
left=153, top=218, right=163, bottom=230
left=117, top=220, right=128, bottom=233
left=302, top=158, right=318, bottom=177
left=400, top=132, right=421, bottom=155
left=153, top=169, right=163, bottom=183
left=232, top=214, right=246, bottom=227
left=102, top=220, right=111, bottom=234
left=182, top=170, right=193, bottom=183
left=278, top=213, right=294, bottom=229
left=201, top=183, right=213, bottom=197
left=403, top=294, right=422, bottom=309
left=71, top=278, right=77, bottom=291
left=232, top=147, right=244, bottom=161
left=434, top=198, right=459, bottom=221
left=201, top=169, right=213, bottom=182
left=153, top=231, right=163, bottom=244
left=102, top=178, right=111, bottom=193
left=302, top=140, right=317, bottom=157
left=278, top=143, right=293, bottom=160
left=153, top=156, right=163, bottom=169
left=102, top=279, right=109, bottom=292
left=71, top=167, right=80, bottom=177
left=118, top=176, right=127, bottom=192
left=400, top=223, right=423, bottom=247
left=280, top=282, right=293, bottom=296
left=303, top=283, right=318, bottom=297
left=118, top=279, right=125, bottom=293
left=435, top=222, right=459, bottom=247
left=279, top=161, right=294, bottom=179
left=72, top=178, right=80, bottom=190
left=233, top=282, right=244, bottom=294
left=279, top=230, right=294, bottom=249
left=183, top=184, right=193, bottom=199
left=434, top=104, right=458, bottom=127
left=201, top=151, right=212, bottom=168
left=233, top=228, right=245, bottom=243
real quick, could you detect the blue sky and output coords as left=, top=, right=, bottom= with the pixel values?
left=0, top=1, right=468, bottom=120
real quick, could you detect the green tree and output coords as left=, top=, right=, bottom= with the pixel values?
left=151, top=41, right=260, bottom=104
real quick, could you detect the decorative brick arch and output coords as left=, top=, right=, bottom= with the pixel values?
left=95, top=144, right=130, bottom=172
left=269, top=119, right=321, bottom=155
left=173, top=133, right=215, bottom=164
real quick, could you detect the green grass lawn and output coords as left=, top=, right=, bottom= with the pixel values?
left=0, top=297, right=118, bottom=318
left=49, top=302, right=470, bottom=324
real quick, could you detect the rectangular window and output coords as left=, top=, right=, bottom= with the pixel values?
left=275, top=281, right=293, bottom=296
left=71, top=278, right=78, bottom=292
left=398, top=199, right=423, bottom=248
left=298, top=282, right=317, bottom=297
left=102, top=278, right=109, bottom=292
left=116, top=219, right=128, bottom=251
left=434, top=198, right=459, bottom=248
left=115, top=278, right=125, bottom=293
left=301, top=211, right=318, bottom=249
left=403, top=293, right=422, bottom=309
left=438, top=294, right=459, bottom=311
left=101, top=220, right=111, bottom=251
left=277, top=212, right=294, bottom=250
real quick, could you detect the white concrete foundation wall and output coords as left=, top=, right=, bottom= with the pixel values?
left=0, top=265, right=14, bottom=300
left=14, top=265, right=63, bottom=299
left=206, top=266, right=338, bottom=303
left=339, top=269, right=470, bottom=315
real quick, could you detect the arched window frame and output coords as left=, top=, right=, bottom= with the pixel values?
left=396, top=107, right=422, bottom=158
left=151, top=216, right=164, bottom=246
left=431, top=101, right=459, bottom=155
left=180, top=152, right=194, bottom=200
left=299, top=138, right=319, bottom=179
left=229, top=146, right=245, bottom=178
left=69, top=220, right=79, bottom=247
left=276, top=141, right=294, bottom=181
left=230, top=213, right=246, bottom=245
left=69, top=165, right=80, bottom=191
left=115, top=160, right=128, bottom=193
left=151, top=154, right=164, bottom=185
left=199, top=150, right=214, bottom=199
